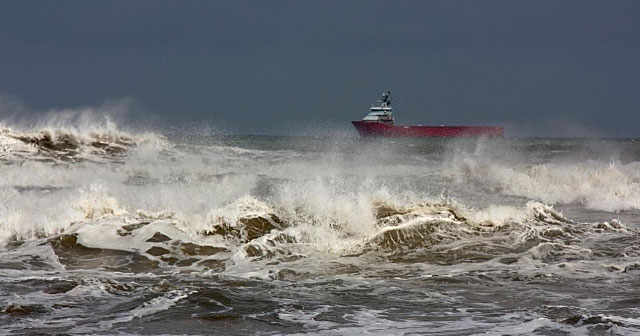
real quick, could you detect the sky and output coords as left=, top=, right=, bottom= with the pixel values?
left=1, top=0, right=639, bottom=136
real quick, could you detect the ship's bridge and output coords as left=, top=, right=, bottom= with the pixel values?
left=361, top=91, right=394, bottom=124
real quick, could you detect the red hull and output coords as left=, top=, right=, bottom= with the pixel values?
left=352, top=121, right=504, bottom=138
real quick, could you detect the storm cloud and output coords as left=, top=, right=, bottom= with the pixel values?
left=1, top=1, right=639, bottom=136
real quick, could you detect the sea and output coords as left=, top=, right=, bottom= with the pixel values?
left=1, top=119, right=640, bottom=335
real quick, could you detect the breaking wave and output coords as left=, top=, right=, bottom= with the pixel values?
left=3, top=179, right=638, bottom=282
left=445, top=142, right=640, bottom=212
left=0, top=99, right=167, bottom=163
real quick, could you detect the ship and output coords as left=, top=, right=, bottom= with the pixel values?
left=352, top=91, right=504, bottom=137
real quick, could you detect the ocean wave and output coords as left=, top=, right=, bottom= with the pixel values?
left=0, top=115, right=167, bottom=163
left=3, top=182, right=636, bottom=279
left=446, top=148, right=640, bottom=212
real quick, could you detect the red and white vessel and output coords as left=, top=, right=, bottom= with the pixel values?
left=352, top=92, right=504, bottom=137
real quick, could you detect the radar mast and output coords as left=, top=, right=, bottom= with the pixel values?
left=379, top=91, right=393, bottom=107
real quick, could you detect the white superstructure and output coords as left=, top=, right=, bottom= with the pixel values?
left=361, top=91, right=394, bottom=124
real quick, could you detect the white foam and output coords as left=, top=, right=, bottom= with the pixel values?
left=447, top=150, right=640, bottom=212
left=68, top=288, right=194, bottom=333
left=275, top=307, right=612, bottom=336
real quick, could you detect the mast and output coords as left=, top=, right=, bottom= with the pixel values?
left=380, top=91, right=393, bottom=107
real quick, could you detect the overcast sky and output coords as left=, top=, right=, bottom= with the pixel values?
left=1, top=1, right=639, bottom=136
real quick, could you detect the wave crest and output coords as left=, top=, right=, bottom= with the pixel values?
left=0, top=123, right=166, bottom=163
left=447, top=153, right=640, bottom=212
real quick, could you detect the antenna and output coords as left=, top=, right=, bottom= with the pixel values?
left=381, top=91, right=393, bottom=106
